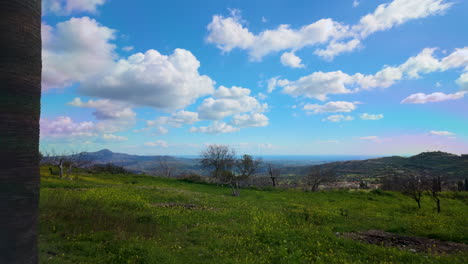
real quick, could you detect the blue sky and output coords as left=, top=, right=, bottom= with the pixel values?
left=40, top=0, right=468, bottom=155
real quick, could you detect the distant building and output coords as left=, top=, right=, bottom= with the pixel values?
left=461, top=154, right=468, bottom=159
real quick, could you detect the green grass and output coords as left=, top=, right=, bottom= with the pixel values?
left=39, top=167, right=468, bottom=263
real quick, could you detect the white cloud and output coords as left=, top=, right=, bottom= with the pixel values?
left=190, top=121, right=240, bottom=134
left=68, top=97, right=136, bottom=134
left=198, top=86, right=267, bottom=120
left=303, top=101, right=357, bottom=114
left=147, top=111, right=200, bottom=128
left=360, top=113, right=384, bottom=120
left=262, top=16, right=268, bottom=23
left=280, top=52, right=305, bottom=68
left=353, top=0, right=360, bottom=8
left=102, top=134, right=128, bottom=142
left=429, top=130, right=455, bottom=136
left=43, top=0, right=107, bottom=15
left=122, top=46, right=134, bottom=52
left=314, top=39, right=361, bottom=60
left=206, top=10, right=346, bottom=61
left=68, top=97, right=136, bottom=120
left=207, top=1, right=452, bottom=61
left=153, top=127, right=169, bottom=135
left=322, top=115, right=354, bottom=122
left=42, top=17, right=116, bottom=90
left=267, top=76, right=280, bottom=93
left=401, top=91, right=465, bottom=104
left=144, top=140, right=169, bottom=148
left=80, top=48, right=215, bottom=110
left=230, top=113, right=269, bottom=127
left=352, top=0, right=452, bottom=38
left=280, top=47, right=468, bottom=99
left=281, top=71, right=354, bottom=100
left=40, top=116, right=96, bottom=139
left=457, top=72, right=468, bottom=91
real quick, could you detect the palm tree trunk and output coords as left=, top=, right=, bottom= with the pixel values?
left=0, top=1, right=42, bottom=263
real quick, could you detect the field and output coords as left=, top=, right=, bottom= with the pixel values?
left=38, top=167, right=468, bottom=263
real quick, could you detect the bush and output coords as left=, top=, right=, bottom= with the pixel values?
left=90, top=163, right=129, bottom=174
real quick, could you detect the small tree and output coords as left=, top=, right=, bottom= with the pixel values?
left=157, top=157, right=173, bottom=178
left=229, top=154, right=262, bottom=196
left=200, top=144, right=236, bottom=184
left=428, top=174, right=443, bottom=213
left=400, top=172, right=425, bottom=209
left=305, top=167, right=334, bottom=192
left=267, top=163, right=280, bottom=187
left=64, top=152, right=92, bottom=180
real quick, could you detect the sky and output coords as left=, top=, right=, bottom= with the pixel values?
left=39, top=0, right=468, bottom=156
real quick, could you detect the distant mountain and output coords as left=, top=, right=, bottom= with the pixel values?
left=306, top=151, right=468, bottom=182
left=58, top=150, right=468, bottom=181
left=79, top=149, right=203, bottom=174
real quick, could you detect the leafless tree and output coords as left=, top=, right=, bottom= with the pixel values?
left=157, top=157, right=173, bottom=178
left=64, top=152, right=92, bottom=180
left=267, top=163, right=280, bottom=187
left=200, top=144, right=236, bottom=184
left=400, top=172, right=426, bottom=209
left=228, top=154, right=262, bottom=196
left=428, top=174, right=443, bottom=213
left=305, top=167, right=335, bottom=192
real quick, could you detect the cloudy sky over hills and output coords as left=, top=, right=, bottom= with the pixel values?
left=40, top=0, right=468, bottom=155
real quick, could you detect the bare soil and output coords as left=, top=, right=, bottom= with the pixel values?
left=151, top=202, right=215, bottom=210
left=342, top=230, right=468, bottom=254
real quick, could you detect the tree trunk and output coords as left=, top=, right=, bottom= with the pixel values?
left=417, top=199, right=421, bottom=209
left=436, top=199, right=441, bottom=213
left=0, top=1, right=42, bottom=263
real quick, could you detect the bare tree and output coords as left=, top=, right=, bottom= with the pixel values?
left=428, top=174, right=443, bottom=213
left=229, top=154, right=262, bottom=196
left=64, top=152, right=92, bottom=180
left=157, top=157, right=174, bottom=178
left=305, top=167, right=335, bottom=192
left=0, top=1, right=42, bottom=262
left=267, top=163, right=280, bottom=187
left=400, top=172, right=425, bottom=209
left=200, top=144, right=236, bottom=184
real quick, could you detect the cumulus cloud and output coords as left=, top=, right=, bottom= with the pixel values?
left=147, top=111, right=199, bottom=128
left=198, top=86, right=267, bottom=120
left=360, top=113, right=384, bottom=120
left=207, top=1, right=452, bottom=61
left=43, top=0, right=107, bottom=15
left=144, top=140, right=169, bottom=148
left=68, top=98, right=136, bottom=120
left=352, top=0, right=452, bottom=38
left=314, top=39, right=361, bottom=60
left=102, top=134, right=128, bottom=142
left=40, top=116, right=96, bottom=139
left=230, top=113, right=269, bottom=127
left=80, top=48, right=215, bottom=110
left=42, top=17, right=116, bottom=90
left=322, top=115, right=354, bottom=122
left=401, top=92, right=465, bottom=104
left=280, top=47, right=468, bottom=100
left=303, top=101, right=357, bottom=114
left=280, top=52, right=305, bottom=68
left=429, top=130, right=455, bottom=136
left=190, top=121, right=240, bottom=134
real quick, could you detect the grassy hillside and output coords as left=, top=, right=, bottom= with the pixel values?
left=39, top=168, right=468, bottom=263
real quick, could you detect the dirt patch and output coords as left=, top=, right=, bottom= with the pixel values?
left=342, top=230, right=468, bottom=255
left=152, top=202, right=215, bottom=210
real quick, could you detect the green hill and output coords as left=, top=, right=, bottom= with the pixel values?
left=307, top=151, right=468, bottom=182
left=39, top=167, right=468, bottom=263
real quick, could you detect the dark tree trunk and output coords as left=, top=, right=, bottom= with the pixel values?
left=417, top=199, right=421, bottom=209
left=0, top=1, right=42, bottom=263
left=436, top=199, right=441, bottom=213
